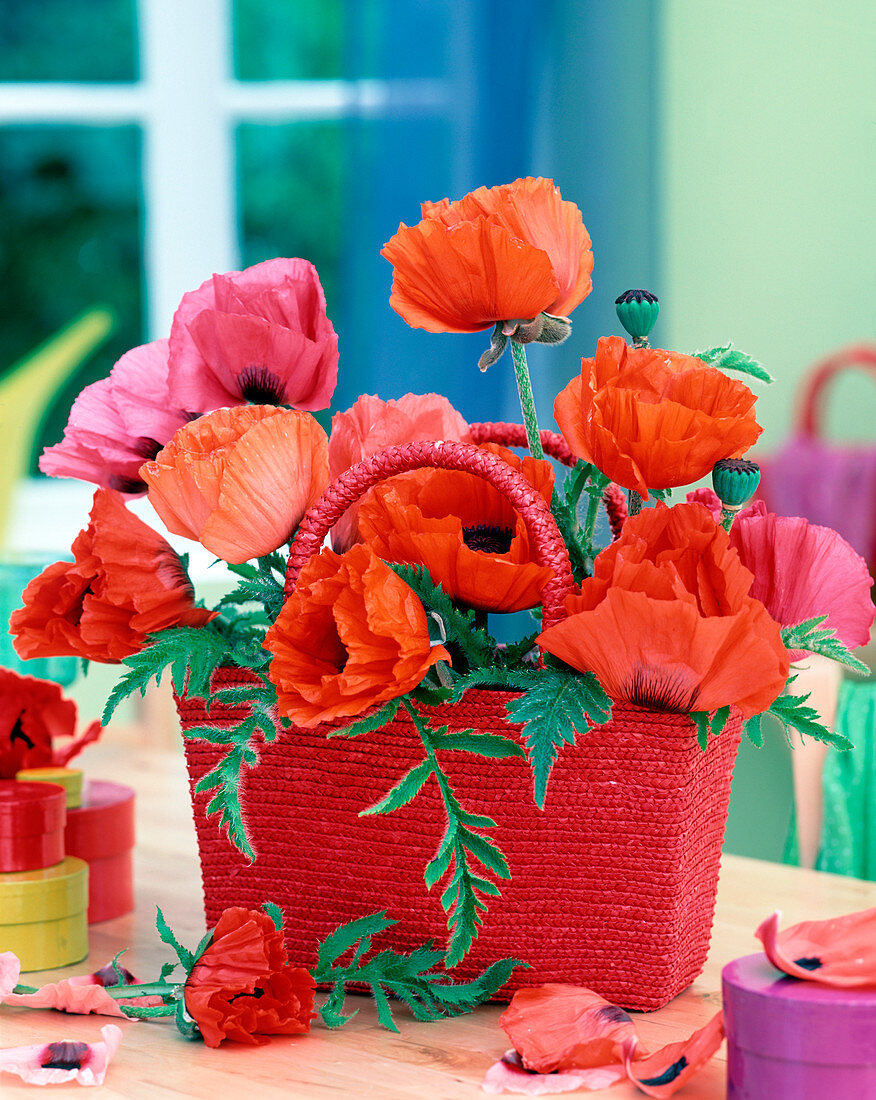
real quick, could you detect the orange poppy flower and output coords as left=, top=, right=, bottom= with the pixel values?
left=357, top=444, right=555, bottom=613
left=538, top=503, right=789, bottom=718
left=10, top=489, right=215, bottom=663
left=264, top=543, right=450, bottom=728
left=141, top=405, right=329, bottom=564
left=554, top=335, right=762, bottom=499
left=328, top=392, right=471, bottom=551
left=381, top=177, right=593, bottom=333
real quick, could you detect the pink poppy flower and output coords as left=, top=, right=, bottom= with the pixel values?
left=40, top=340, right=194, bottom=495
left=328, top=392, right=472, bottom=551
left=0, top=953, right=144, bottom=1016
left=0, top=1024, right=122, bottom=1086
left=688, top=490, right=874, bottom=659
left=167, top=257, right=338, bottom=412
left=756, top=908, right=876, bottom=988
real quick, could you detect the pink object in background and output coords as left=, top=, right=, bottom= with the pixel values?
left=757, top=344, right=876, bottom=579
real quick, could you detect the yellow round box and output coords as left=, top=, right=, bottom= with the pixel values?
left=0, top=856, right=88, bottom=970
left=15, top=767, right=84, bottom=809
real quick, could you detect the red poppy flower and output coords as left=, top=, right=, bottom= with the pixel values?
left=39, top=339, right=195, bottom=495
left=184, top=907, right=315, bottom=1047
left=0, top=1024, right=122, bottom=1086
left=264, top=543, right=450, bottom=727
left=0, top=670, right=101, bottom=779
left=357, top=444, right=555, bottom=613
left=756, top=907, right=876, bottom=988
left=10, top=489, right=215, bottom=663
left=141, top=405, right=330, bottom=563
left=167, top=257, right=338, bottom=411
left=381, top=177, right=593, bottom=333
left=538, top=503, right=789, bottom=718
left=554, top=336, right=762, bottom=499
left=329, top=392, right=472, bottom=551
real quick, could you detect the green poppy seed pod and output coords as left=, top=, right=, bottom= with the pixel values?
left=712, top=458, right=761, bottom=508
left=615, top=289, right=659, bottom=341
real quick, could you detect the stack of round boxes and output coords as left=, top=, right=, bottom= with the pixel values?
left=0, top=768, right=135, bottom=971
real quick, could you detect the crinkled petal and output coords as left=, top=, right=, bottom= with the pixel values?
left=756, top=908, right=876, bottom=987
left=0, top=1024, right=122, bottom=1086
left=625, top=1010, right=725, bottom=1097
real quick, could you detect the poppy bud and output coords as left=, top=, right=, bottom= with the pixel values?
left=712, top=458, right=761, bottom=507
left=615, top=289, right=659, bottom=343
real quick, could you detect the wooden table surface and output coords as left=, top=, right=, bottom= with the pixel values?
left=4, top=735, right=876, bottom=1099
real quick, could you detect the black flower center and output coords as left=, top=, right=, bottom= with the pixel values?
left=625, top=664, right=699, bottom=713
left=10, top=712, right=34, bottom=749
left=93, top=962, right=135, bottom=987
left=462, top=524, right=514, bottom=555
left=109, top=474, right=148, bottom=494
left=598, top=1004, right=632, bottom=1025
left=230, top=986, right=265, bottom=1001
left=41, top=1040, right=89, bottom=1070
left=793, top=956, right=823, bottom=970
left=639, top=1056, right=688, bottom=1087
left=238, top=365, right=285, bottom=404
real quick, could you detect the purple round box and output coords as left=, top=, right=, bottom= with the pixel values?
left=722, top=953, right=876, bottom=1098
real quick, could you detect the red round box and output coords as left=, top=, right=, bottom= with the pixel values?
left=64, top=780, right=135, bottom=923
left=0, top=781, right=66, bottom=872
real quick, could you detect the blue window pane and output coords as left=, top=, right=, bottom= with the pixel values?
left=232, top=0, right=448, bottom=81
left=0, top=0, right=138, bottom=82
left=0, top=126, right=144, bottom=470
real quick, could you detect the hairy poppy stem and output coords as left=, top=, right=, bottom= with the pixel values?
left=628, top=490, right=643, bottom=517
left=510, top=342, right=545, bottom=461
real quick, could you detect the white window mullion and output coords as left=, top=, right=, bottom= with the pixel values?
left=138, top=0, right=238, bottom=338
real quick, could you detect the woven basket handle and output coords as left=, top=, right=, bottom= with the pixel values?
left=798, top=344, right=876, bottom=438
left=469, top=421, right=576, bottom=467
left=284, top=440, right=577, bottom=630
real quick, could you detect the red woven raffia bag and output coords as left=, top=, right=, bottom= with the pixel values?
left=181, top=430, right=741, bottom=1011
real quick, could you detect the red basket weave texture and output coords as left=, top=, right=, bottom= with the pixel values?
left=181, top=668, right=741, bottom=1012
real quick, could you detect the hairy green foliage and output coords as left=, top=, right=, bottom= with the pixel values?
left=764, top=689, right=853, bottom=750
left=689, top=706, right=731, bottom=751
left=693, top=343, right=774, bottom=384
left=218, top=553, right=287, bottom=623
left=312, top=910, right=523, bottom=1031
left=782, top=617, right=870, bottom=675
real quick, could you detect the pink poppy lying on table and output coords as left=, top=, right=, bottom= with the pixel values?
left=0, top=952, right=156, bottom=1016
left=482, top=984, right=724, bottom=1097
left=756, top=907, right=876, bottom=988
left=0, top=1024, right=122, bottom=1086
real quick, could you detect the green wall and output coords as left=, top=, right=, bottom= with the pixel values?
left=658, top=1, right=876, bottom=861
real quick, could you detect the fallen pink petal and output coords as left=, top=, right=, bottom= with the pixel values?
left=0, top=1023, right=122, bottom=1086
left=756, top=908, right=876, bottom=988
left=625, top=1010, right=725, bottom=1098
left=482, top=1049, right=628, bottom=1094
left=0, top=955, right=156, bottom=1016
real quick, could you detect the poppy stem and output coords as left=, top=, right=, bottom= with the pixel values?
left=509, top=342, right=545, bottom=461
left=628, top=490, right=643, bottom=517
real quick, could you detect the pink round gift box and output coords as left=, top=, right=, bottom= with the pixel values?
left=722, top=952, right=876, bottom=1098
left=64, top=780, right=135, bottom=922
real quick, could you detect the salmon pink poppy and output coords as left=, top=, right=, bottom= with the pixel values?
left=167, top=257, right=338, bottom=412
left=0, top=670, right=101, bottom=779
left=141, top=405, right=330, bottom=563
left=329, top=392, right=472, bottom=551
left=357, top=444, right=555, bottom=613
left=184, top=907, right=315, bottom=1047
left=484, top=983, right=725, bottom=1097
left=538, top=503, right=789, bottom=718
left=0, top=1024, right=122, bottom=1086
left=39, top=340, right=195, bottom=495
left=265, top=543, right=450, bottom=727
left=0, top=952, right=127, bottom=1017
left=554, top=336, right=762, bottom=499
left=381, top=177, right=593, bottom=334
left=756, top=907, right=876, bottom=988
left=10, top=489, right=215, bottom=663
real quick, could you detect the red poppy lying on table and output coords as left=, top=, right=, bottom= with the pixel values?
left=9, top=174, right=873, bottom=1052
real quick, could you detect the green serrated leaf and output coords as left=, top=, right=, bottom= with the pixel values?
left=689, top=710, right=711, bottom=750
left=360, top=759, right=433, bottom=816
left=433, top=730, right=526, bottom=759
left=424, top=838, right=455, bottom=888
left=319, top=982, right=357, bottom=1028
left=505, top=670, right=612, bottom=806
left=769, top=691, right=853, bottom=750
left=744, top=712, right=764, bottom=747
left=458, top=828, right=511, bottom=879
left=711, top=705, right=731, bottom=738
left=315, top=911, right=396, bottom=972
left=329, top=698, right=401, bottom=739
left=781, top=618, right=870, bottom=675
left=155, top=906, right=194, bottom=971
left=693, top=342, right=775, bottom=384
left=262, top=901, right=284, bottom=931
